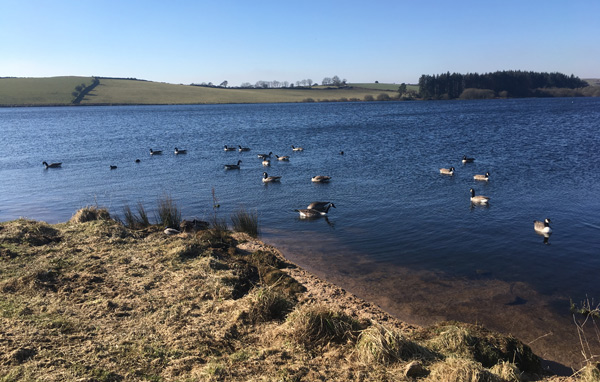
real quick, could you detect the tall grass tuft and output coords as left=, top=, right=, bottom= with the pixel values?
left=356, top=324, right=431, bottom=365
left=156, top=194, right=181, bottom=229
left=490, top=361, right=521, bottom=382
left=121, top=202, right=151, bottom=229
left=231, top=207, right=259, bottom=237
left=425, top=357, right=490, bottom=382
left=248, top=286, right=293, bottom=323
left=287, top=304, right=363, bottom=347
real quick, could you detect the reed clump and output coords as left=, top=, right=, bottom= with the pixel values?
left=230, top=207, right=259, bottom=237
left=155, top=194, right=181, bottom=229
left=121, top=202, right=151, bottom=229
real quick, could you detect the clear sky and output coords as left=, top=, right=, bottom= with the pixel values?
left=1, top=0, right=598, bottom=86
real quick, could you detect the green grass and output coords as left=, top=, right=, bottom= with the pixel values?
left=0, top=76, right=94, bottom=105
left=0, top=77, right=404, bottom=106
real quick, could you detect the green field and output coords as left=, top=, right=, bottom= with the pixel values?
left=0, top=76, right=95, bottom=105
left=0, top=77, right=402, bottom=106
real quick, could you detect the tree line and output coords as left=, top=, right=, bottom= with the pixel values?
left=418, top=70, right=589, bottom=99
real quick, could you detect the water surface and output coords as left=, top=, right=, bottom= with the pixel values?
left=1, top=99, right=599, bottom=369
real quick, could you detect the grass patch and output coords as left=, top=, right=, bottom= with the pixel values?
left=0, top=76, right=95, bottom=105
left=121, top=202, right=151, bottom=229
left=287, top=304, right=363, bottom=347
left=248, top=286, right=293, bottom=323
left=230, top=207, right=259, bottom=237
left=70, top=206, right=111, bottom=223
left=356, top=324, right=431, bottom=365
left=155, top=194, right=181, bottom=229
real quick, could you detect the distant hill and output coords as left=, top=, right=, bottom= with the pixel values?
left=0, top=77, right=401, bottom=107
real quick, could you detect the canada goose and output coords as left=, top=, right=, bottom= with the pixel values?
left=534, top=218, right=552, bottom=234
left=474, top=172, right=490, bottom=181
left=262, top=159, right=271, bottom=166
left=439, top=167, right=455, bottom=175
left=257, top=152, right=273, bottom=159
left=469, top=188, right=490, bottom=204
left=462, top=155, right=475, bottom=163
left=174, top=148, right=187, bottom=154
left=150, top=149, right=162, bottom=155
left=295, top=204, right=334, bottom=218
left=307, top=201, right=336, bottom=212
left=42, top=161, right=62, bottom=168
left=110, top=165, right=117, bottom=170
left=238, top=145, right=250, bottom=152
left=340, top=151, right=344, bottom=155
left=164, top=228, right=181, bottom=235
left=135, top=159, right=141, bottom=163
left=224, top=145, right=236, bottom=151
left=291, top=145, right=304, bottom=151
left=311, top=175, right=331, bottom=183
left=262, top=172, right=281, bottom=183
left=275, top=154, right=290, bottom=161
left=224, top=160, right=242, bottom=170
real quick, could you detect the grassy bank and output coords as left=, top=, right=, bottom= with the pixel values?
left=2, top=206, right=597, bottom=381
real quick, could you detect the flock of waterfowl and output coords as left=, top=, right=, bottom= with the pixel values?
left=221, top=145, right=335, bottom=218
left=43, top=144, right=335, bottom=220
left=440, top=155, right=552, bottom=239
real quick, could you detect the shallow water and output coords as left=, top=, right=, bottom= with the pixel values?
left=1, top=99, right=599, bottom=369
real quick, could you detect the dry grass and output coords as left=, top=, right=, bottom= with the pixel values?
left=287, top=304, right=364, bottom=347
left=155, top=194, right=181, bottom=229
left=69, top=205, right=111, bottom=223
left=230, top=207, right=259, bottom=237
left=356, top=324, right=431, bottom=365
left=0, top=210, right=577, bottom=381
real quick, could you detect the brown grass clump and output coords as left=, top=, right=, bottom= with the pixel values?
left=356, top=324, right=431, bottom=365
left=420, top=322, right=541, bottom=374
left=489, top=360, right=522, bottom=382
left=69, top=206, right=111, bottom=223
left=248, top=286, right=293, bottom=323
left=287, top=304, right=364, bottom=347
left=426, top=357, right=495, bottom=382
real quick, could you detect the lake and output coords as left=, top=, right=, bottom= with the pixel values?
left=1, top=98, right=599, bottom=371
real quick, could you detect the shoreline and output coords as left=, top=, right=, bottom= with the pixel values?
left=0, top=213, right=595, bottom=380
left=259, top=232, right=597, bottom=375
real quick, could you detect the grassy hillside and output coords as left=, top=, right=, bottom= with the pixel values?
left=84, top=79, right=395, bottom=105
left=3, top=207, right=590, bottom=382
left=0, top=76, right=95, bottom=106
left=0, top=77, right=400, bottom=106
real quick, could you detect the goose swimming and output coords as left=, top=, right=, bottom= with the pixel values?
left=440, top=167, right=455, bottom=175
left=257, top=152, right=273, bottom=159
left=291, top=145, right=304, bottom=151
left=42, top=161, right=62, bottom=168
left=238, top=145, right=250, bottom=152
left=150, top=149, right=163, bottom=155
left=262, top=159, right=271, bottom=166
left=275, top=154, right=290, bottom=161
left=174, top=148, right=187, bottom=154
left=534, top=218, right=552, bottom=234
left=469, top=188, right=490, bottom=204
left=311, top=175, right=331, bottom=183
left=224, top=145, right=236, bottom=151
left=462, top=155, right=475, bottom=163
left=473, top=172, right=490, bottom=181
left=295, top=204, right=334, bottom=218
left=307, top=201, right=336, bottom=212
left=110, top=165, right=117, bottom=170
left=224, top=160, right=242, bottom=170
left=262, top=172, right=281, bottom=183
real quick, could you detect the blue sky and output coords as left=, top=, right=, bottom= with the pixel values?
left=1, top=0, right=598, bottom=86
